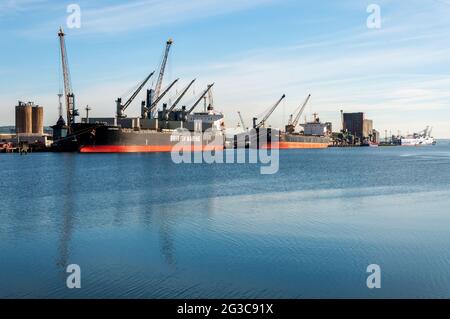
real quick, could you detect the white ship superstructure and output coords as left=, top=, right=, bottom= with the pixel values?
left=401, top=126, right=436, bottom=146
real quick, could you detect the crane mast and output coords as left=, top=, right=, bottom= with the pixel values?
left=58, top=27, right=78, bottom=129
left=253, top=94, right=286, bottom=129
left=286, top=94, right=311, bottom=133
left=187, top=84, right=215, bottom=115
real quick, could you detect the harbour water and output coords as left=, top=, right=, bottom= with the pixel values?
left=1, top=142, right=450, bottom=298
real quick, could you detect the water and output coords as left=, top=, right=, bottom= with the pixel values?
left=1, top=142, right=450, bottom=298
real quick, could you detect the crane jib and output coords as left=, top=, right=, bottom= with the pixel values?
left=122, top=71, right=155, bottom=112
left=187, top=84, right=215, bottom=115
left=255, top=94, right=286, bottom=129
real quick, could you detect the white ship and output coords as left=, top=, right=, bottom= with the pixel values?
left=401, top=126, right=436, bottom=146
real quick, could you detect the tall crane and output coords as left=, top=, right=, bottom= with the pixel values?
left=144, top=78, right=179, bottom=117
left=285, top=94, right=311, bottom=133
left=155, top=39, right=173, bottom=99
left=238, top=111, right=247, bottom=130
left=165, top=79, right=196, bottom=117
left=116, top=71, right=155, bottom=118
left=187, top=84, right=215, bottom=115
left=58, top=27, right=78, bottom=130
left=253, top=94, right=286, bottom=129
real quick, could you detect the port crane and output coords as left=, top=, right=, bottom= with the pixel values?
left=155, top=39, right=173, bottom=99
left=237, top=111, right=248, bottom=131
left=164, top=79, right=196, bottom=119
left=116, top=71, right=155, bottom=118
left=285, top=94, right=311, bottom=133
left=253, top=94, right=286, bottom=129
left=147, top=38, right=173, bottom=118
left=144, top=78, right=180, bottom=118
left=58, top=27, right=79, bottom=130
left=186, top=83, right=215, bottom=115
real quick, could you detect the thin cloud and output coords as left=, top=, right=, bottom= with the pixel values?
left=83, top=0, right=271, bottom=33
left=0, top=0, right=48, bottom=15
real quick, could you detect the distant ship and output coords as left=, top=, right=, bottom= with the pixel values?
left=401, top=126, right=436, bottom=146
left=244, top=95, right=330, bottom=150
left=278, top=113, right=331, bottom=149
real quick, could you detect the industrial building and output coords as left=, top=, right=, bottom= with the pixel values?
left=343, top=112, right=375, bottom=141
left=1, top=101, right=52, bottom=150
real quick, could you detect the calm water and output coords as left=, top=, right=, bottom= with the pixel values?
left=1, top=142, right=450, bottom=298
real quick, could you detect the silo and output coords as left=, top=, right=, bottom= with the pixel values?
left=15, top=103, right=25, bottom=133
left=15, top=102, right=32, bottom=134
left=32, top=105, right=44, bottom=134
left=24, top=103, right=33, bottom=133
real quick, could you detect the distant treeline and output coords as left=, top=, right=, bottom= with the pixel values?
left=0, top=126, right=53, bottom=134
left=0, top=126, right=15, bottom=133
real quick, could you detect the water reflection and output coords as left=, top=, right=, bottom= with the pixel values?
left=56, top=154, right=76, bottom=269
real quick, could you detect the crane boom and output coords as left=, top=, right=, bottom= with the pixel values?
left=116, top=71, right=155, bottom=118
left=167, top=79, right=196, bottom=113
left=154, top=39, right=173, bottom=99
left=238, top=111, right=247, bottom=130
left=58, top=27, right=78, bottom=128
left=285, top=94, right=311, bottom=133
left=147, top=78, right=179, bottom=113
left=254, top=94, right=286, bottom=129
left=291, top=94, right=311, bottom=127
left=187, top=84, right=215, bottom=115
left=123, top=72, right=155, bottom=111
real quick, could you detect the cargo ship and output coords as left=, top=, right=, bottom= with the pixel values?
left=79, top=110, right=225, bottom=153
left=278, top=95, right=330, bottom=149
left=245, top=127, right=330, bottom=150
left=79, top=81, right=226, bottom=153
left=234, top=95, right=330, bottom=150
left=277, top=113, right=331, bottom=149
left=401, top=126, right=436, bottom=146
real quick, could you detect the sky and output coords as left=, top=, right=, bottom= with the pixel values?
left=1, top=0, right=450, bottom=137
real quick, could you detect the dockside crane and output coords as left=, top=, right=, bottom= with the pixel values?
left=147, top=38, right=173, bottom=118
left=155, top=39, right=173, bottom=99
left=186, top=84, right=215, bottom=115
left=253, top=94, right=286, bottom=129
left=285, top=94, right=311, bottom=133
left=164, top=79, right=196, bottom=118
left=116, top=71, right=155, bottom=118
left=238, top=111, right=247, bottom=131
left=58, top=27, right=79, bottom=130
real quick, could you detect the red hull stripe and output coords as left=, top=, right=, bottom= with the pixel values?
left=261, top=142, right=329, bottom=149
left=79, top=145, right=224, bottom=153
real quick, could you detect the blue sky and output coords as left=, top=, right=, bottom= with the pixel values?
left=1, top=0, right=450, bottom=137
